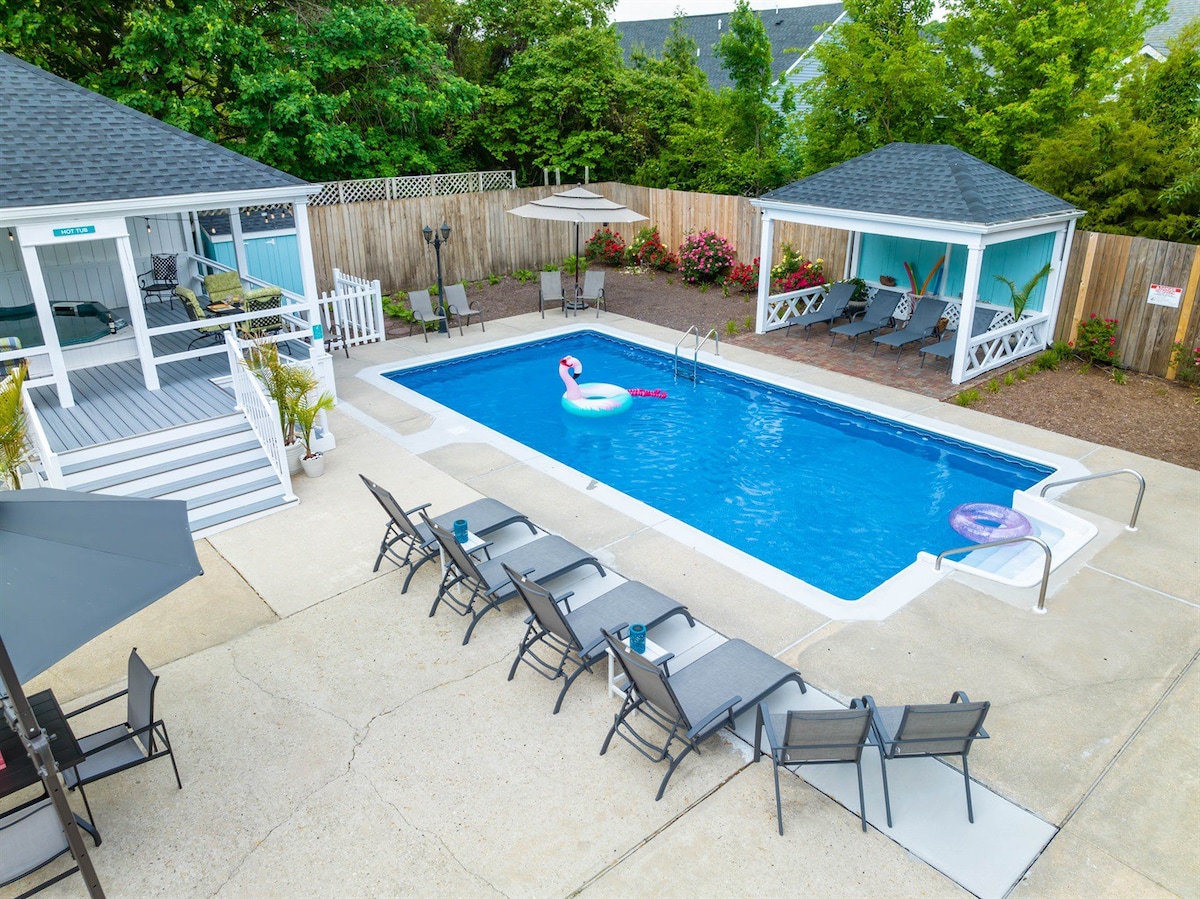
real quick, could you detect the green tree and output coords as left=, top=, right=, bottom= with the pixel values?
left=715, top=0, right=775, bottom=152
left=0, top=0, right=140, bottom=88
left=796, top=0, right=950, bottom=174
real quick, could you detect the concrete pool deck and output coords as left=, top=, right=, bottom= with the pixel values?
left=10, top=312, right=1199, bottom=898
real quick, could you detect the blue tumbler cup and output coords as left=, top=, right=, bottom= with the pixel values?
left=629, top=624, right=647, bottom=654
left=453, top=519, right=469, bottom=543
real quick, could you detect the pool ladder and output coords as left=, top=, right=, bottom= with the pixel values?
left=674, top=326, right=719, bottom=381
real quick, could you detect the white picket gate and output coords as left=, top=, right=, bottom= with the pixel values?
left=320, top=269, right=385, bottom=354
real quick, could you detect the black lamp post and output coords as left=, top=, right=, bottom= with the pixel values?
left=422, top=222, right=452, bottom=332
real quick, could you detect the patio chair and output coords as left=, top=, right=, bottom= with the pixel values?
left=62, top=648, right=182, bottom=827
left=358, top=474, right=537, bottom=593
left=754, top=701, right=875, bottom=834
left=0, top=336, right=22, bottom=379
left=601, top=631, right=806, bottom=800
left=137, top=253, right=178, bottom=307
left=176, top=286, right=227, bottom=349
left=0, top=797, right=101, bottom=898
left=443, top=283, right=485, bottom=334
left=407, top=289, right=447, bottom=341
left=829, top=289, right=903, bottom=350
left=784, top=282, right=856, bottom=339
left=422, top=513, right=606, bottom=645
left=238, top=287, right=283, bottom=340
left=863, top=691, right=990, bottom=826
left=203, top=270, right=245, bottom=304
left=575, top=270, right=606, bottom=317
left=504, top=565, right=695, bottom=714
left=872, top=297, right=948, bottom=361
left=919, top=306, right=997, bottom=369
left=539, top=271, right=567, bottom=317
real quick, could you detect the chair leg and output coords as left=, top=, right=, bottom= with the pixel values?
left=76, top=781, right=96, bottom=833
left=655, top=743, right=695, bottom=800
left=855, top=762, right=868, bottom=832
left=877, top=752, right=893, bottom=827
left=159, top=722, right=183, bottom=789
left=962, top=756, right=975, bottom=823
left=773, top=760, right=785, bottom=836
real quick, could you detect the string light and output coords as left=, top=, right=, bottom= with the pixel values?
left=7, top=229, right=13, bottom=241
left=146, top=218, right=152, bottom=234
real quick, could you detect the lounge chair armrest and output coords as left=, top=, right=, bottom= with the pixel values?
left=578, top=634, right=608, bottom=659
left=950, top=690, right=971, bottom=704
left=552, top=590, right=576, bottom=613
left=686, top=695, right=741, bottom=739
left=65, top=688, right=128, bottom=718
left=657, top=652, right=676, bottom=676
left=403, top=502, right=432, bottom=516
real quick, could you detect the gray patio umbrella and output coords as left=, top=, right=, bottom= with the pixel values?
left=0, top=488, right=203, bottom=899
left=508, top=187, right=647, bottom=293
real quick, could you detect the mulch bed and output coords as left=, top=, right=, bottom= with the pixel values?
left=383, top=266, right=1200, bottom=471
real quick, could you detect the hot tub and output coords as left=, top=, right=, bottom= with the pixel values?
left=0, top=301, right=130, bottom=347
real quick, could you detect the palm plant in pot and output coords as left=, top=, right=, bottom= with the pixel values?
left=294, top=389, right=336, bottom=478
left=247, top=342, right=320, bottom=474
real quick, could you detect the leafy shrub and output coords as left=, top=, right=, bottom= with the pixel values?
left=541, top=262, right=560, bottom=272
left=725, top=320, right=738, bottom=336
left=488, top=273, right=501, bottom=285
left=954, top=388, right=981, bottom=407
left=630, top=226, right=677, bottom=271
left=1071, top=313, right=1120, bottom=367
left=513, top=269, right=536, bottom=283
left=562, top=255, right=587, bottom=276
left=584, top=227, right=627, bottom=266
left=678, top=230, right=736, bottom=284
left=382, top=291, right=409, bottom=319
left=985, top=378, right=1001, bottom=393
left=1170, top=342, right=1200, bottom=386
left=770, top=243, right=805, bottom=282
left=1111, top=367, right=1127, bottom=385
left=743, top=315, right=754, bottom=331
left=726, top=260, right=759, bottom=292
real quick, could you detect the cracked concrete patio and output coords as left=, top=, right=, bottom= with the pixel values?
left=7, top=312, right=1198, bottom=899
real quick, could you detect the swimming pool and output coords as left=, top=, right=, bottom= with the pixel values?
left=384, top=331, right=1055, bottom=601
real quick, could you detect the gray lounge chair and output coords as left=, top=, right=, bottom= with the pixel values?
left=872, top=297, right=948, bottom=361
left=443, top=282, right=485, bottom=334
left=829, top=289, right=903, bottom=350
left=919, top=306, right=997, bottom=369
left=359, top=475, right=537, bottom=593
left=423, top=514, right=606, bottom=645
left=575, top=270, right=606, bottom=317
left=0, top=798, right=101, bottom=897
left=539, top=271, right=566, bottom=317
left=784, top=282, right=856, bottom=338
left=505, top=566, right=695, bottom=713
left=754, top=701, right=876, bottom=834
left=602, top=631, right=806, bottom=800
left=407, top=289, right=447, bottom=341
left=863, top=691, right=990, bottom=826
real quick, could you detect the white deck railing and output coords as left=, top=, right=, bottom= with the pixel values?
left=21, top=382, right=63, bottom=487
left=960, top=312, right=1052, bottom=380
left=320, top=269, right=385, bottom=353
left=225, top=332, right=296, bottom=501
left=764, top=285, right=827, bottom=330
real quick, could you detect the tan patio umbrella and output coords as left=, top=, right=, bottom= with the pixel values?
left=508, top=187, right=647, bottom=293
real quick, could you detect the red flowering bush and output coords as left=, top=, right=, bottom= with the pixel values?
left=1170, top=341, right=1200, bottom=386
left=630, top=226, right=677, bottom=271
left=678, top=230, right=736, bottom=284
left=1072, top=313, right=1120, bottom=367
left=773, top=260, right=827, bottom=293
left=726, top=260, right=759, bottom=292
left=584, top=227, right=626, bottom=266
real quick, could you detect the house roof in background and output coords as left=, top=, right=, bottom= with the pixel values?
left=760, top=143, right=1083, bottom=226
left=617, top=3, right=843, bottom=91
left=1143, top=0, right=1199, bottom=55
left=0, top=52, right=311, bottom=212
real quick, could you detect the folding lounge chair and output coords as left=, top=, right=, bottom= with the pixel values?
left=784, top=282, right=856, bottom=338
left=754, top=701, right=875, bottom=834
left=829, top=289, right=903, bottom=350
left=575, top=270, right=606, bottom=317
left=0, top=798, right=101, bottom=898
left=539, top=271, right=567, bottom=317
left=359, top=475, right=537, bottom=592
left=443, top=283, right=485, bottom=334
left=919, top=306, right=996, bottom=369
left=504, top=565, right=696, bottom=713
left=423, top=514, right=606, bottom=645
left=872, top=297, right=948, bottom=361
left=602, top=631, right=806, bottom=800
left=407, top=289, right=448, bottom=341
left=863, top=691, right=990, bottom=826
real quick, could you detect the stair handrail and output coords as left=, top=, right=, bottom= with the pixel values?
left=225, top=332, right=296, bottom=501
left=1038, top=468, right=1145, bottom=531
left=935, top=534, right=1054, bottom=614
left=21, top=383, right=63, bottom=487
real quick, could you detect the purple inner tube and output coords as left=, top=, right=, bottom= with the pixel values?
left=948, top=502, right=1033, bottom=544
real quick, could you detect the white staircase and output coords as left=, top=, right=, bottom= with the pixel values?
left=56, top=413, right=297, bottom=537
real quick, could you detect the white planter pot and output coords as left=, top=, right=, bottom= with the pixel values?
left=300, top=452, right=325, bottom=478
left=286, top=441, right=304, bottom=475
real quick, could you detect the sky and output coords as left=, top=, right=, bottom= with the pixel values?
left=611, top=0, right=833, bottom=22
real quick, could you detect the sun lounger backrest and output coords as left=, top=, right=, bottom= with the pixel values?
left=604, top=632, right=685, bottom=722
left=906, top=297, right=948, bottom=334
left=503, top=563, right=575, bottom=644
left=865, top=289, right=902, bottom=323
left=821, top=282, right=855, bottom=314
left=424, top=516, right=487, bottom=582
left=359, top=475, right=421, bottom=540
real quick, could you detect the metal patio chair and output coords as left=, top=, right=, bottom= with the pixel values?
left=829, top=289, right=903, bottom=350
left=504, top=565, right=695, bottom=714
left=784, top=282, right=856, bottom=338
left=872, top=297, right=948, bottom=361
left=754, top=701, right=876, bottom=834
left=358, top=474, right=537, bottom=593
left=443, top=282, right=485, bottom=334
left=0, top=798, right=100, bottom=898
left=539, top=271, right=567, bottom=317
left=919, top=306, right=997, bottom=369
left=176, top=286, right=227, bottom=349
left=203, top=270, right=245, bottom=304
left=575, top=270, right=606, bottom=317
left=863, top=691, right=990, bottom=825
left=407, top=289, right=447, bottom=341
left=237, top=287, right=283, bottom=340
left=423, top=513, right=606, bottom=645
left=137, top=253, right=178, bottom=307
left=62, top=648, right=182, bottom=826
left=601, top=631, right=807, bottom=800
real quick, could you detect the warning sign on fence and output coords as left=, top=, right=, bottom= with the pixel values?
left=1147, top=284, right=1183, bottom=308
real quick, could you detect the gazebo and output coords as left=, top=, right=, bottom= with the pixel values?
left=751, top=144, right=1085, bottom=383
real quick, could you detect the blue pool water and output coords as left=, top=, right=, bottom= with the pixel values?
left=386, top=332, right=1053, bottom=600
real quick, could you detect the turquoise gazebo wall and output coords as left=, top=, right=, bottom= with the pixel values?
left=207, top=235, right=304, bottom=295
left=859, top=232, right=1056, bottom=311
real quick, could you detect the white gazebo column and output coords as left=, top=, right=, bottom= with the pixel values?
left=17, top=243, right=74, bottom=407
left=845, top=230, right=858, bottom=280
left=114, top=233, right=159, bottom=391
left=228, top=206, right=249, bottom=275
left=292, top=199, right=333, bottom=393
left=951, top=245, right=985, bottom=384
left=755, top=213, right=775, bottom=332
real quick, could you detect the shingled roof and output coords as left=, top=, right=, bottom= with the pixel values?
left=617, top=3, right=843, bottom=91
left=0, top=52, right=311, bottom=212
left=761, top=143, right=1081, bottom=226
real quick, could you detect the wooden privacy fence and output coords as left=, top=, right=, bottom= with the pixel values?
left=306, top=182, right=1199, bottom=379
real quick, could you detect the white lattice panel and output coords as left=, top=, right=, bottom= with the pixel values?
left=391, top=176, right=433, bottom=199
left=310, top=171, right=516, bottom=205
left=434, top=172, right=472, bottom=194
left=962, top=315, right=1051, bottom=379
left=764, top=286, right=825, bottom=329
left=481, top=171, right=516, bottom=191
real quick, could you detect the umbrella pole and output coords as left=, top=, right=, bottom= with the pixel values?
left=0, top=636, right=105, bottom=899
left=574, top=222, right=581, bottom=297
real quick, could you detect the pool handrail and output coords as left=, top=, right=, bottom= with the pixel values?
left=674, top=325, right=719, bottom=381
left=1038, top=468, right=1145, bottom=531
left=935, top=535, right=1053, bottom=614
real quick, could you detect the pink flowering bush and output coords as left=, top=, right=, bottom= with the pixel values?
left=1072, top=313, right=1120, bottom=367
left=678, top=230, right=735, bottom=284
left=1170, top=341, right=1200, bottom=386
